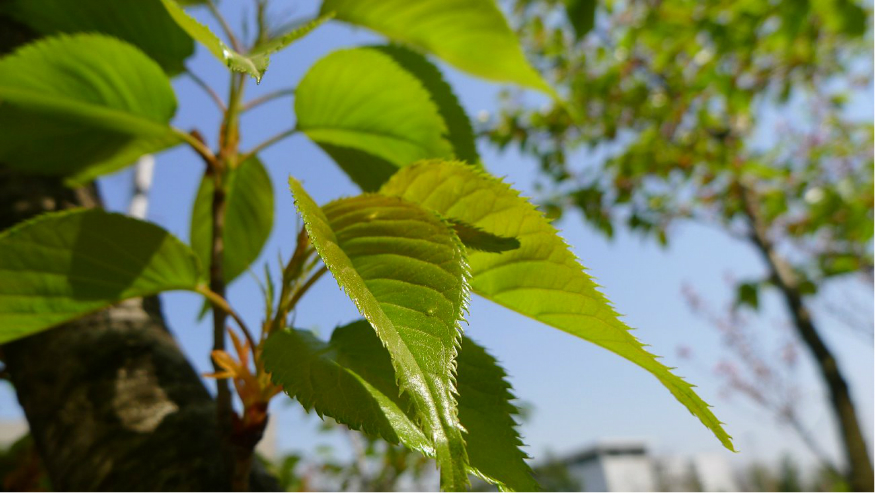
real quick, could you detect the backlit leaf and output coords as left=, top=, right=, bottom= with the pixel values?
left=0, top=34, right=180, bottom=178
left=160, top=0, right=327, bottom=81
left=380, top=160, right=735, bottom=452
left=0, top=209, right=202, bottom=344
left=288, top=177, right=470, bottom=489
left=371, top=45, right=480, bottom=165
left=320, top=0, right=553, bottom=95
left=295, top=48, right=453, bottom=191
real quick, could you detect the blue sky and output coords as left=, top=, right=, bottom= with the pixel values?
left=2, top=0, right=872, bottom=476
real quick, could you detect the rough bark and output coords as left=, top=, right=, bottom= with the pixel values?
left=742, top=185, right=874, bottom=491
left=0, top=171, right=279, bottom=491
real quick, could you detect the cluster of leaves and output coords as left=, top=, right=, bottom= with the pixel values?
left=492, top=0, right=873, bottom=300
left=0, top=0, right=733, bottom=490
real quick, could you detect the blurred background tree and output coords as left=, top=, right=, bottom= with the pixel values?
left=490, top=0, right=873, bottom=490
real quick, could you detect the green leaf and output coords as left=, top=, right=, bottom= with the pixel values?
left=0, top=209, right=202, bottom=344
left=190, top=157, right=274, bottom=285
left=158, top=0, right=261, bottom=80
left=0, top=34, right=181, bottom=177
left=320, top=0, right=553, bottom=95
left=295, top=47, right=453, bottom=191
left=371, top=45, right=480, bottom=165
left=449, top=219, right=520, bottom=253
left=735, top=282, right=759, bottom=311
left=159, top=0, right=328, bottom=82
left=380, top=160, right=735, bottom=452
left=263, top=321, right=539, bottom=492
left=248, top=13, right=333, bottom=59
left=7, top=0, right=194, bottom=74
left=456, top=336, right=539, bottom=492
left=288, top=177, right=470, bottom=489
left=565, top=0, right=596, bottom=41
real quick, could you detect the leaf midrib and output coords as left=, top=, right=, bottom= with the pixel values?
left=0, top=86, right=171, bottom=137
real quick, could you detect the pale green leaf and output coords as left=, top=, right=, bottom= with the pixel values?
left=0, top=209, right=202, bottom=344
left=320, top=0, right=554, bottom=95
left=7, top=0, right=195, bottom=74
left=380, top=160, right=735, bottom=452
left=288, top=177, right=470, bottom=489
left=0, top=34, right=181, bottom=177
left=190, top=156, right=274, bottom=284
left=295, top=47, right=453, bottom=191
left=371, top=45, right=480, bottom=165
left=263, top=321, right=539, bottom=492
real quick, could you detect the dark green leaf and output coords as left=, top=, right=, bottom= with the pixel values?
left=7, top=0, right=194, bottom=74
left=264, top=321, right=539, bottom=491
left=735, top=282, right=759, bottom=311
left=449, top=219, right=521, bottom=253
left=565, top=0, right=596, bottom=40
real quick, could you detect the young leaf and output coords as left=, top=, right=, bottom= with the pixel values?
left=288, top=177, right=470, bottom=489
left=248, top=13, right=333, bottom=59
left=320, top=0, right=554, bottom=95
left=295, top=48, right=453, bottom=191
left=0, top=209, right=202, bottom=344
left=7, top=0, right=195, bottom=74
left=263, top=321, right=539, bottom=492
left=380, top=160, right=735, bottom=452
left=190, top=157, right=274, bottom=285
left=371, top=45, right=480, bottom=165
left=159, top=0, right=324, bottom=82
left=0, top=34, right=181, bottom=178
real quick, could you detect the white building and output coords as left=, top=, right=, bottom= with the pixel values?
left=564, top=440, right=658, bottom=491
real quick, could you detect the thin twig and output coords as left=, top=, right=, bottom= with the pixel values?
left=197, top=285, right=258, bottom=352
left=185, top=69, right=227, bottom=111
left=207, top=0, right=244, bottom=53
left=286, top=266, right=328, bottom=312
left=174, top=128, right=217, bottom=167
left=241, top=88, right=295, bottom=112
left=239, top=127, right=297, bottom=162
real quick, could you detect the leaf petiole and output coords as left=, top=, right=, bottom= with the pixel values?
left=196, top=284, right=258, bottom=351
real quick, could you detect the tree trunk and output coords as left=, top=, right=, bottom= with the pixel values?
left=0, top=170, right=278, bottom=490
left=742, top=185, right=874, bottom=491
